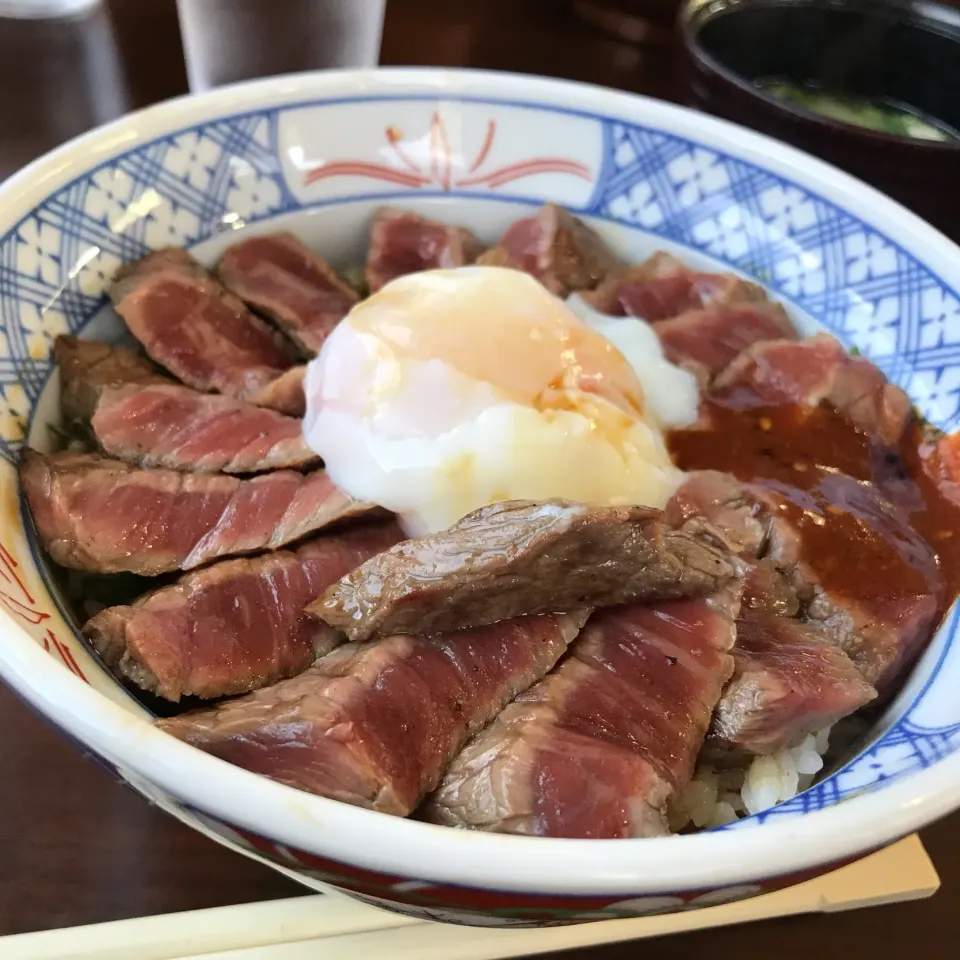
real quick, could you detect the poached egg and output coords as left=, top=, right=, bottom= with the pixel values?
left=303, top=266, right=698, bottom=535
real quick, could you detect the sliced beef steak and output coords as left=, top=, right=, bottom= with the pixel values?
left=157, top=611, right=588, bottom=814
left=111, top=249, right=303, bottom=413
left=713, top=334, right=913, bottom=446
left=477, top=204, right=620, bottom=295
left=917, top=424, right=960, bottom=507
left=711, top=612, right=876, bottom=756
left=55, top=335, right=169, bottom=424
left=251, top=364, right=306, bottom=418
left=667, top=469, right=940, bottom=692
left=424, top=584, right=741, bottom=837
left=365, top=208, right=483, bottom=292
left=92, top=382, right=317, bottom=473
left=21, top=450, right=375, bottom=575
left=218, top=233, right=359, bottom=356
left=85, top=523, right=404, bottom=701
left=666, top=470, right=772, bottom=558
left=713, top=332, right=845, bottom=406
left=655, top=303, right=796, bottom=384
left=764, top=473, right=941, bottom=691
left=586, top=252, right=767, bottom=321
left=310, top=499, right=736, bottom=643
left=801, top=584, right=938, bottom=694
left=741, top=559, right=799, bottom=617
left=830, top=356, right=913, bottom=447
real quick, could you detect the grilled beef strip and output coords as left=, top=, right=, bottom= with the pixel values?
left=218, top=232, right=359, bottom=356
left=424, top=583, right=741, bottom=838
left=585, top=251, right=768, bottom=320
left=157, top=610, right=588, bottom=814
left=477, top=203, right=620, bottom=296
left=917, top=424, right=960, bottom=506
left=54, top=336, right=314, bottom=473
left=92, top=381, right=317, bottom=474
left=110, top=248, right=305, bottom=414
left=310, top=499, right=736, bottom=643
left=665, top=470, right=941, bottom=692
left=55, top=335, right=169, bottom=424
left=84, top=522, right=404, bottom=701
left=365, top=207, right=484, bottom=292
left=713, top=333, right=913, bottom=447
left=654, top=303, right=796, bottom=385
left=21, top=450, right=376, bottom=575
left=709, top=610, right=877, bottom=757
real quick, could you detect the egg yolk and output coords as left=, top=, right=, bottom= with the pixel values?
left=347, top=266, right=647, bottom=423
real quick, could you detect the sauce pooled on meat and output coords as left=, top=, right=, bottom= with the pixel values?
left=669, top=398, right=960, bottom=615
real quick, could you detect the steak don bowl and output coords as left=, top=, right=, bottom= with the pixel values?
left=0, top=68, right=959, bottom=927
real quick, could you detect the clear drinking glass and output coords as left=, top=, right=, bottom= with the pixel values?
left=568, top=0, right=683, bottom=44
left=176, top=0, right=386, bottom=93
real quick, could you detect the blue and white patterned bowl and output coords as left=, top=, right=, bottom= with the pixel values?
left=0, top=68, right=959, bottom=927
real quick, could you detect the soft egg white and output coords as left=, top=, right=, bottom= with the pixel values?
left=565, top=293, right=699, bottom=430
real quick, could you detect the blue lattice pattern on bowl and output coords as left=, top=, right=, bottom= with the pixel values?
left=0, top=79, right=958, bottom=920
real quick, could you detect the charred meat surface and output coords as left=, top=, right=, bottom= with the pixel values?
left=310, top=499, right=736, bottom=643
left=84, top=523, right=404, bottom=701
left=366, top=208, right=484, bottom=292
left=55, top=335, right=169, bottom=424
left=585, top=252, right=767, bottom=320
left=157, top=611, right=588, bottom=814
left=665, top=469, right=772, bottom=559
left=218, top=233, right=359, bottom=356
left=111, top=249, right=302, bottom=413
left=92, top=382, right=317, bottom=473
left=711, top=612, right=877, bottom=756
left=424, top=584, right=740, bottom=837
left=21, top=450, right=375, bottom=575
left=249, top=364, right=306, bottom=418
left=477, top=203, right=620, bottom=296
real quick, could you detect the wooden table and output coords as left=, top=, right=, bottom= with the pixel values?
left=0, top=0, right=957, bottom=955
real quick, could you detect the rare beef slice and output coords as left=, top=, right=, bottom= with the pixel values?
left=424, top=583, right=741, bottom=837
left=710, top=611, right=877, bottom=756
left=21, top=450, right=376, bottom=575
left=365, top=207, right=484, bottom=292
left=111, top=248, right=305, bottom=414
left=84, top=522, right=404, bottom=701
left=218, top=232, right=359, bottom=356
left=92, top=381, right=317, bottom=473
left=157, top=610, right=588, bottom=814
left=55, top=335, right=169, bottom=424
left=478, top=203, right=620, bottom=296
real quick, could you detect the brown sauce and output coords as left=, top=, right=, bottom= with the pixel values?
left=669, top=402, right=873, bottom=487
left=667, top=399, right=960, bottom=608
left=759, top=474, right=938, bottom=604
left=896, top=422, right=960, bottom=594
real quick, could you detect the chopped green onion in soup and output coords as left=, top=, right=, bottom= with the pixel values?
left=757, top=79, right=958, bottom=143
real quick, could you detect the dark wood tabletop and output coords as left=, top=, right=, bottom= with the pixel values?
left=0, top=0, right=957, bottom=955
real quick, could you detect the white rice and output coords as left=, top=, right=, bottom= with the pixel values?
left=669, top=728, right=832, bottom=831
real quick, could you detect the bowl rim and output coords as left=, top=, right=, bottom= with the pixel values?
left=2, top=65, right=960, bottom=897
left=681, top=0, right=960, bottom=152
